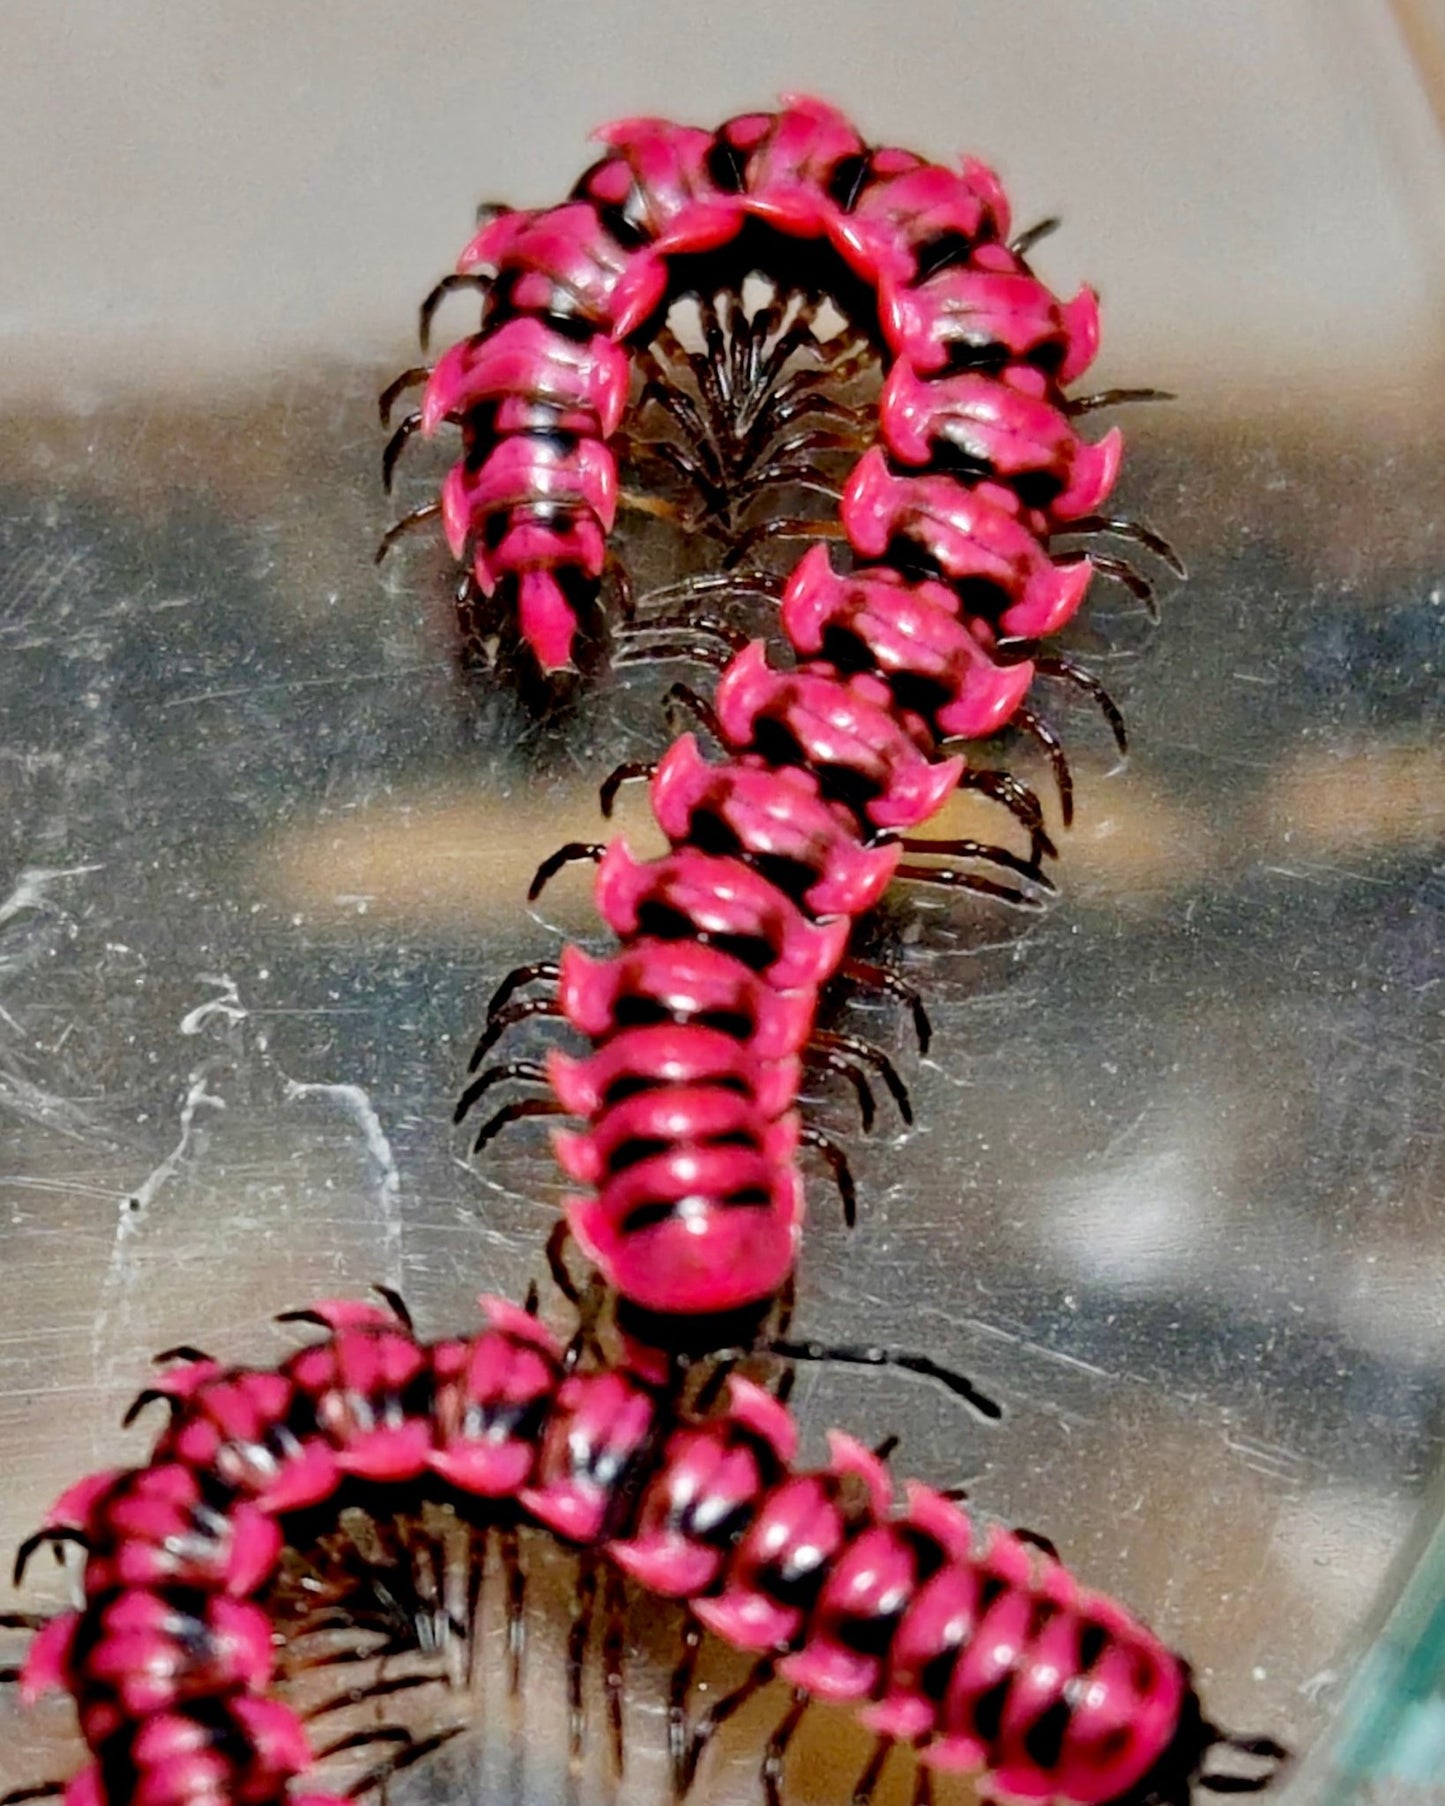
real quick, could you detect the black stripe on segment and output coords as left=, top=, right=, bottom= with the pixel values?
left=825, top=151, right=873, bottom=213
left=1078, top=1621, right=1109, bottom=1672
left=971, top=1676, right=1011, bottom=1744
left=618, top=1182, right=771, bottom=1240
left=705, top=133, right=748, bottom=194
left=1023, top=1696, right=1073, bottom=1772
left=910, top=231, right=978, bottom=283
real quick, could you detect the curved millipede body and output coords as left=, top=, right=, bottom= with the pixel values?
left=381, top=93, right=1173, bottom=684
left=3, top=1294, right=1284, bottom=1806
left=440, top=100, right=1182, bottom=1349
left=0, top=98, right=1248, bottom=1806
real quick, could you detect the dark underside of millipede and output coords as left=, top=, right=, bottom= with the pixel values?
left=382, top=225, right=1179, bottom=859
left=245, top=1478, right=988, bottom=1806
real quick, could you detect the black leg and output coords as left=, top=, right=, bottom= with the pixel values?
left=13, top=1527, right=87, bottom=1587
left=761, top=1689, right=810, bottom=1806
left=721, top=514, right=845, bottom=569
left=528, top=840, right=606, bottom=903
left=894, top=860, right=1046, bottom=910
left=121, top=1385, right=184, bottom=1428
left=954, top=766, right=1058, bottom=865
left=1089, top=551, right=1158, bottom=620
left=681, top=1655, right=775, bottom=1795
left=633, top=371, right=716, bottom=460
left=466, top=996, right=565, bottom=1073
left=378, top=364, right=431, bottom=426
left=303, top=1672, right=442, bottom=1722
left=741, top=389, right=869, bottom=456
left=418, top=270, right=492, bottom=352
left=684, top=299, right=730, bottom=429
left=850, top=1736, right=894, bottom=1806
left=546, top=1217, right=584, bottom=1307
left=740, top=419, right=863, bottom=468
left=563, top=1272, right=611, bottom=1374
left=317, top=1725, right=416, bottom=1761
left=772, top=1271, right=797, bottom=1345
left=621, top=611, right=750, bottom=653
left=898, top=835, right=1055, bottom=888
left=1015, top=705, right=1074, bottom=827
left=601, top=549, right=635, bottom=627
left=663, top=682, right=728, bottom=746
left=486, top=959, right=561, bottom=1020
left=689, top=1353, right=739, bottom=1418
left=373, top=1284, right=412, bottom=1330
left=800, top=1042, right=877, bottom=1133
left=381, top=411, right=426, bottom=492
left=667, top=1620, right=702, bottom=1797
left=374, top=499, right=441, bottom=564
left=600, top=759, right=659, bottom=818
left=151, top=1343, right=213, bottom=1365
left=761, top=1337, right=1001, bottom=1422
left=730, top=466, right=848, bottom=513
left=1063, top=512, right=1185, bottom=577
left=810, top=1029, right=912, bottom=1125
left=613, top=636, right=735, bottom=674
left=1065, top=386, right=1176, bottom=417
left=835, top=956, right=932, bottom=1055
left=799, top=1123, right=857, bottom=1227
left=460, top=1522, right=486, bottom=1692
left=454, top=1057, right=550, bottom=1127
left=602, top=1563, right=628, bottom=1778
left=911, top=1760, right=934, bottom=1806
left=1032, top=654, right=1129, bottom=754
left=567, top=1552, right=598, bottom=1763
left=343, top=1726, right=466, bottom=1799
left=767, top=342, right=875, bottom=416
left=468, top=1096, right=567, bottom=1155
left=500, top=1524, right=526, bottom=1696
left=1199, top=1730, right=1290, bottom=1796
left=621, top=431, right=727, bottom=517
left=639, top=571, right=786, bottom=611
left=1011, top=214, right=1061, bottom=256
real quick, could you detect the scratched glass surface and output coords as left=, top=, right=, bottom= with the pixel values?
left=0, top=5, right=1442, bottom=1805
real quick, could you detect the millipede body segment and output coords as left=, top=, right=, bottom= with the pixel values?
left=3, top=1296, right=1284, bottom=1806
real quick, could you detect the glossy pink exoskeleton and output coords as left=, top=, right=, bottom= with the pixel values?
left=432, top=98, right=1145, bottom=1341
left=8, top=1295, right=1279, bottom=1806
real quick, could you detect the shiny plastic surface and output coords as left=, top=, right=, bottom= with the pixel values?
left=0, top=5, right=1441, bottom=1803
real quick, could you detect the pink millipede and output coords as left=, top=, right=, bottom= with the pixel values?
left=379, top=93, right=1178, bottom=690
left=0, top=97, right=1285, bottom=1806
left=3, top=1292, right=1285, bottom=1806
left=432, top=95, right=1179, bottom=1357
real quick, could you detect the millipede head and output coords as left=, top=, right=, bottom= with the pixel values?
left=1126, top=1687, right=1289, bottom=1804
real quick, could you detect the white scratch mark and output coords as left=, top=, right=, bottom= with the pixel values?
left=0, top=863, right=105, bottom=930
left=282, top=1077, right=402, bottom=1281
left=0, top=863, right=106, bottom=1134
left=93, top=1070, right=225, bottom=1368
left=180, top=973, right=247, bottom=1036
